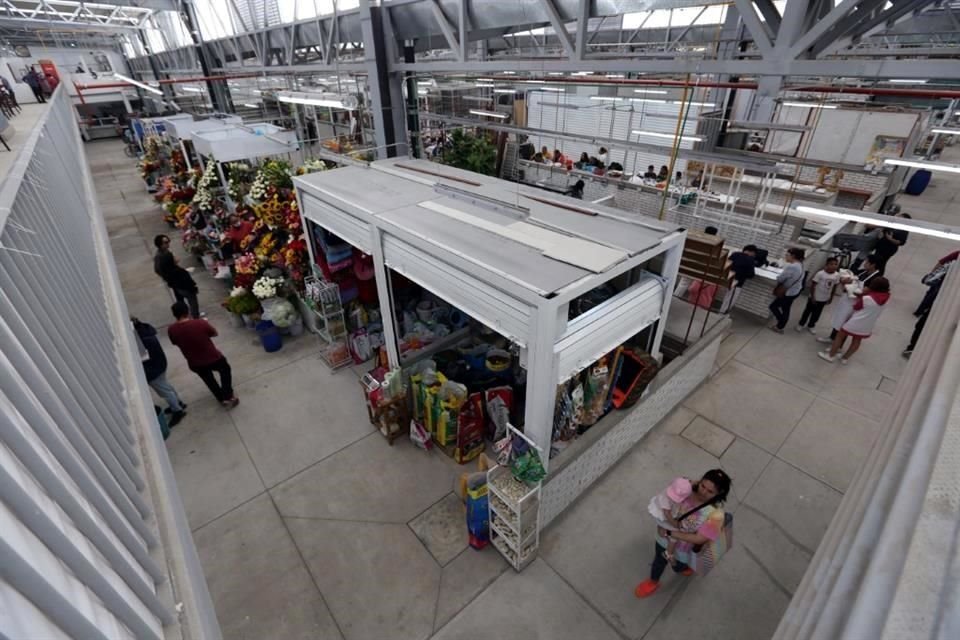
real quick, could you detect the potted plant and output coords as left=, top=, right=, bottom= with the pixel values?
left=224, top=287, right=261, bottom=328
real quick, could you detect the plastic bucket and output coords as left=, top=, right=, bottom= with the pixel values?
left=255, top=320, right=283, bottom=352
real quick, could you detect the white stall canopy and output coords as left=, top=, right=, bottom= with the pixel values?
left=192, top=123, right=299, bottom=162
left=162, top=114, right=243, bottom=141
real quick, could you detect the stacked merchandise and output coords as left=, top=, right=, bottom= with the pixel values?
left=409, top=363, right=485, bottom=464
left=551, top=345, right=659, bottom=458
left=487, top=425, right=545, bottom=571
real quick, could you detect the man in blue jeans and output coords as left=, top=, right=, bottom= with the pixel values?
left=769, top=248, right=806, bottom=333
left=133, top=318, right=186, bottom=427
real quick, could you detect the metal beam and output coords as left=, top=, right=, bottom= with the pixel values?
left=428, top=0, right=463, bottom=61
left=753, top=0, right=782, bottom=33
left=817, top=0, right=937, bottom=57
left=776, top=0, right=810, bottom=52
left=538, top=0, right=576, bottom=59
left=731, top=0, right=773, bottom=56
left=787, top=0, right=877, bottom=58
left=390, top=57, right=960, bottom=79
left=575, top=0, right=588, bottom=60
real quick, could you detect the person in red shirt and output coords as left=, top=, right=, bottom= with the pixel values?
left=167, top=302, right=239, bottom=408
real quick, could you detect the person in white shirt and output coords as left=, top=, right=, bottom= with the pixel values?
left=597, top=147, right=609, bottom=167
left=819, top=277, right=890, bottom=364
left=796, top=257, right=840, bottom=334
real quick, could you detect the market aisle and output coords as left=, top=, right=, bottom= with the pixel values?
left=93, top=134, right=960, bottom=640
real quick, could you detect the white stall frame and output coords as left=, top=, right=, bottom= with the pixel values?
left=161, top=114, right=242, bottom=170
left=295, top=159, right=685, bottom=471
left=192, top=123, right=300, bottom=210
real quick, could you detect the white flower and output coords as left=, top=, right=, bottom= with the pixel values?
left=230, top=287, right=248, bottom=297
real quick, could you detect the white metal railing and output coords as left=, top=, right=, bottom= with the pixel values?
left=774, top=263, right=960, bottom=639
left=0, top=88, right=221, bottom=638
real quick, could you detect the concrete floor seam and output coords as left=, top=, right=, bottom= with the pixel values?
left=268, top=491, right=349, bottom=640
left=740, top=544, right=795, bottom=600
left=738, top=503, right=816, bottom=557
left=263, top=430, right=380, bottom=492
left=538, top=556, right=636, bottom=640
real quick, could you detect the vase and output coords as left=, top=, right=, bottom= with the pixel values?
left=289, top=315, right=304, bottom=336
left=260, top=296, right=280, bottom=321
left=241, top=313, right=256, bottom=329
left=229, top=313, right=245, bottom=328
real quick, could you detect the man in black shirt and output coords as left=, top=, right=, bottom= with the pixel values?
left=872, top=213, right=911, bottom=274
left=133, top=318, right=187, bottom=426
left=154, top=234, right=202, bottom=319
left=720, top=244, right=758, bottom=313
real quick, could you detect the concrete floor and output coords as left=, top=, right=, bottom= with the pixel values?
left=0, top=101, right=48, bottom=182
left=90, top=137, right=959, bottom=640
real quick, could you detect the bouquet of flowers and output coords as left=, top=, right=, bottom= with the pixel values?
left=224, top=287, right=261, bottom=315
left=295, top=158, right=329, bottom=175
left=191, top=160, right=220, bottom=212
left=226, top=162, right=255, bottom=200
left=252, top=275, right=286, bottom=299
left=234, top=252, right=260, bottom=275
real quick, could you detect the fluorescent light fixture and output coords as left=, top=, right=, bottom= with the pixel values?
left=889, top=79, right=927, bottom=84
left=277, top=90, right=358, bottom=109
left=572, top=71, right=592, bottom=76
left=932, top=128, right=960, bottom=135
left=243, top=103, right=259, bottom=108
left=547, top=72, right=564, bottom=76
left=521, top=79, right=545, bottom=84
left=493, top=89, right=515, bottom=94
left=590, top=96, right=624, bottom=102
left=632, top=130, right=704, bottom=142
left=634, top=89, right=668, bottom=95
left=475, top=82, right=494, bottom=87
left=782, top=101, right=838, bottom=109
left=417, top=80, right=434, bottom=85
left=470, top=109, right=508, bottom=119
left=679, top=101, right=715, bottom=107
left=534, top=87, right=564, bottom=92
left=476, top=78, right=493, bottom=82
left=251, top=89, right=262, bottom=95
left=418, top=89, right=429, bottom=95
left=631, top=98, right=668, bottom=104
left=500, top=71, right=516, bottom=75
left=883, top=158, right=960, bottom=174
left=796, top=205, right=960, bottom=242
left=181, top=86, right=203, bottom=93
left=606, top=74, right=625, bottom=78
left=113, top=73, right=162, bottom=95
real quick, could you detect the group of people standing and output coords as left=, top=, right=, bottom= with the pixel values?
left=765, top=247, right=891, bottom=365
left=141, top=235, right=240, bottom=435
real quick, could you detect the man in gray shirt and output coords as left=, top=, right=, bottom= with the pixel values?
left=769, top=248, right=806, bottom=333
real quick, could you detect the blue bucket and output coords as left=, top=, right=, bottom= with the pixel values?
left=255, top=320, right=283, bottom=352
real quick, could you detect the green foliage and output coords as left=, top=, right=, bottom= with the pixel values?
left=261, top=159, right=294, bottom=189
left=443, top=130, right=496, bottom=176
left=225, top=290, right=260, bottom=315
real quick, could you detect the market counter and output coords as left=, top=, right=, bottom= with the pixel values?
left=541, top=317, right=730, bottom=527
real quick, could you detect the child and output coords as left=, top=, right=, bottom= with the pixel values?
left=818, top=277, right=890, bottom=364
left=648, top=477, right=693, bottom=565
left=796, top=257, right=840, bottom=334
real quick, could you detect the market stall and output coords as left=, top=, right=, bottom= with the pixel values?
left=161, top=114, right=242, bottom=169
left=296, top=158, right=685, bottom=465
left=191, top=124, right=297, bottom=204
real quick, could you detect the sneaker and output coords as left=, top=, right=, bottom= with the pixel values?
left=769, top=326, right=784, bottom=334
left=808, top=328, right=817, bottom=335
left=839, top=358, right=849, bottom=365
left=168, top=411, right=186, bottom=427
left=902, top=348, right=913, bottom=358
left=816, top=336, right=832, bottom=344
left=680, top=568, right=695, bottom=577
left=164, top=402, right=187, bottom=415
left=222, top=396, right=239, bottom=409
left=635, top=579, right=660, bottom=598
left=795, top=325, right=804, bottom=332
left=817, top=351, right=835, bottom=363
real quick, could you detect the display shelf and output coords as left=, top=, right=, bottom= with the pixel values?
left=486, top=425, right=543, bottom=572
left=398, top=326, right=472, bottom=366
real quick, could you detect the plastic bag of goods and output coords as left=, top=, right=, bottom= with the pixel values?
left=485, top=386, right=513, bottom=441
left=410, top=420, right=433, bottom=451
left=465, top=473, right=489, bottom=550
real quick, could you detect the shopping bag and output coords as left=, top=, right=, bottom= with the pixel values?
left=695, top=512, right=734, bottom=576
